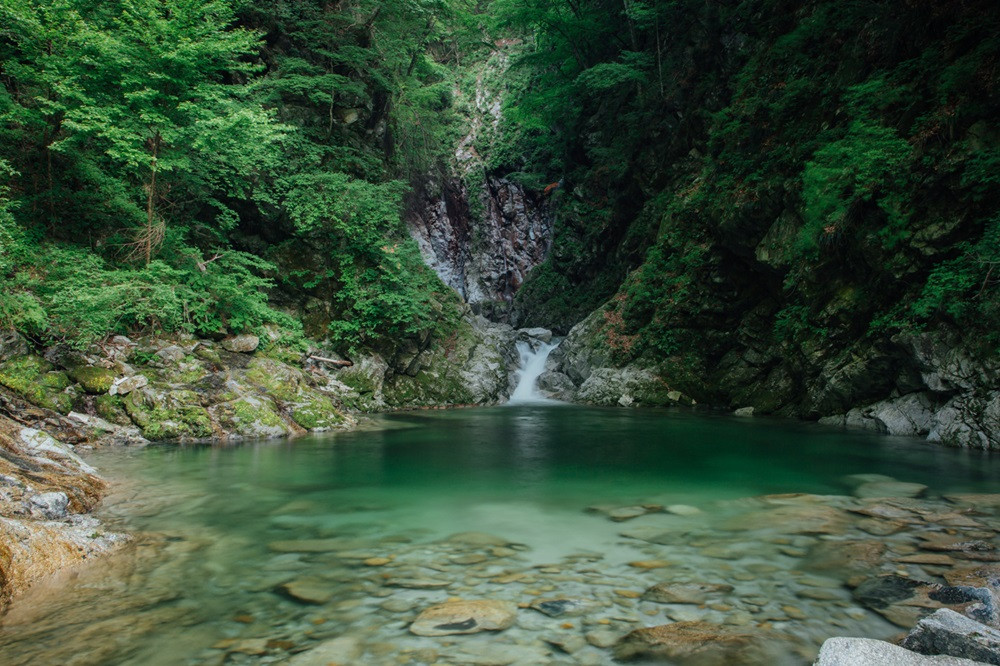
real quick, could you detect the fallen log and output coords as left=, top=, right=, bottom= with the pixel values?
left=309, top=355, right=353, bottom=368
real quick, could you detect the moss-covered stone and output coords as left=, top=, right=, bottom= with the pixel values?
left=68, top=366, right=116, bottom=394
left=212, top=397, right=289, bottom=438
left=0, top=356, right=72, bottom=413
left=291, top=394, right=344, bottom=430
left=40, top=371, right=71, bottom=390
left=95, top=394, right=132, bottom=426
left=140, top=405, right=213, bottom=441
left=245, top=358, right=302, bottom=403
left=123, top=387, right=212, bottom=440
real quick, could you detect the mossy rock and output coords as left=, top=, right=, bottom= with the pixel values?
left=291, top=394, right=344, bottom=430
left=69, top=366, right=117, bottom=394
left=0, top=355, right=72, bottom=413
left=40, top=371, right=71, bottom=390
left=123, top=387, right=212, bottom=440
left=95, top=394, right=132, bottom=426
left=212, top=397, right=289, bottom=438
left=194, top=345, right=222, bottom=366
left=139, top=405, right=213, bottom=441
left=245, top=358, right=303, bottom=403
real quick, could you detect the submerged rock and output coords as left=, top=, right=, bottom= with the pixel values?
left=530, top=597, right=601, bottom=617
left=643, top=582, right=735, bottom=605
left=409, top=599, right=517, bottom=636
left=613, top=621, right=774, bottom=664
left=285, top=636, right=362, bottom=665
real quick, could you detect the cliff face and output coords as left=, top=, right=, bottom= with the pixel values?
left=406, top=51, right=553, bottom=319
left=408, top=176, right=551, bottom=312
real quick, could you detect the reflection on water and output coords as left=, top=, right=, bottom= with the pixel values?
left=2, top=406, right=1000, bottom=665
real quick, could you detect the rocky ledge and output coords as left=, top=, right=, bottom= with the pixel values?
left=0, top=391, right=127, bottom=612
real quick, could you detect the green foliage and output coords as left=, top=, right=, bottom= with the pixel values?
left=284, top=172, right=457, bottom=350
left=912, top=214, right=1000, bottom=336
left=799, top=119, right=912, bottom=255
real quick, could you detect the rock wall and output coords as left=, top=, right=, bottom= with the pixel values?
left=540, top=303, right=1000, bottom=450
left=408, top=176, right=552, bottom=311
left=407, top=51, right=553, bottom=317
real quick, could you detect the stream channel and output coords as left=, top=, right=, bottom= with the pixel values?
left=2, top=405, right=1000, bottom=664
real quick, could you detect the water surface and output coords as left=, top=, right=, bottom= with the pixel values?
left=2, top=406, right=999, bottom=665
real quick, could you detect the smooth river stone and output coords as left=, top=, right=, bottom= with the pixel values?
left=816, top=637, right=984, bottom=666
left=721, top=503, right=848, bottom=535
left=285, top=636, right=362, bottom=665
left=945, top=494, right=1000, bottom=508
left=268, top=539, right=344, bottom=553
left=530, top=597, right=602, bottom=617
left=613, top=621, right=773, bottom=663
left=642, top=582, right=735, bottom=605
left=854, top=481, right=929, bottom=499
left=277, top=579, right=336, bottom=604
left=409, top=599, right=517, bottom=636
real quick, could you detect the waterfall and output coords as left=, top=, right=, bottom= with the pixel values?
left=508, top=340, right=559, bottom=405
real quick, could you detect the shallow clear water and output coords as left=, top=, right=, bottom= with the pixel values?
left=3, top=405, right=1000, bottom=665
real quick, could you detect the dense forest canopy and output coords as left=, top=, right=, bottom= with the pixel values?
left=1, top=0, right=998, bottom=374
left=0, top=0, right=479, bottom=351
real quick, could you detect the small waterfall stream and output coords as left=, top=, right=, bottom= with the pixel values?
left=508, top=340, right=559, bottom=404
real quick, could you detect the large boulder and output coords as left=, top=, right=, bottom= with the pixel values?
left=902, top=608, right=1000, bottom=664
left=815, top=637, right=987, bottom=665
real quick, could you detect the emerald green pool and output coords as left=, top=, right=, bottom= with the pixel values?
left=2, top=405, right=999, bottom=665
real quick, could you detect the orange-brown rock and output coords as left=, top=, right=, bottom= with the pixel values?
left=0, top=407, right=122, bottom=613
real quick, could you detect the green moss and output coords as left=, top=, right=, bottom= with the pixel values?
left=245, top=358, right=301, bottom=402
left=232, top=398, right=284, bottom=429
left=40, top=371, right=71, bottom=390
left=0, top=355, right=71, bottom=412
left=69, top=365, right=116, bottom=394
left=194, top=345, right=222, bottom=365
left=140, top=405, right=213, bottom=440
left=291, top=394, right=344, bottom=430
left=95, top=394, right=131, bottom=425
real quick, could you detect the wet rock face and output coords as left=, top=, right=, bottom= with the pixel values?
left=408, top=176, right=552, bottom=311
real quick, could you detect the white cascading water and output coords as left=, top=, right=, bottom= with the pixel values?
left=508, top=340, right=559, bottom=405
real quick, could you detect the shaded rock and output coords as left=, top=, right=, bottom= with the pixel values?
left=386, top=578, right=450, bottom=590
left=803, top=539, right=886, bottom=575
left=722, top=502, right=848, bottom=535
left=530, top=597, right=601, bottom=617
left=815, top=637, right=986, bottom=665
left=409, top=599, right=517, bottom=636
left=643, top=582, right=735, bottom=605
left=853, top=574, right=1000, bottom=628
left=586, top=629, right=620, bottom=648
left=221, top=334, right=260, bottom=353
left=613, top=621, right=773, bottom=664
left=519, top=327, right=553, bottom=344
left=903, top=608, right=1000, bottom=664
left=443, top=531, right=512, bottom=547
left=945, top=565, right=1000, bottom=589
left=666, top=504, right=703, bottom=516
left=607, top=506, right=649, bottom=522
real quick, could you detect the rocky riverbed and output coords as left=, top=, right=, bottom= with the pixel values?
left=4, top=458, right=1000, bottom=665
